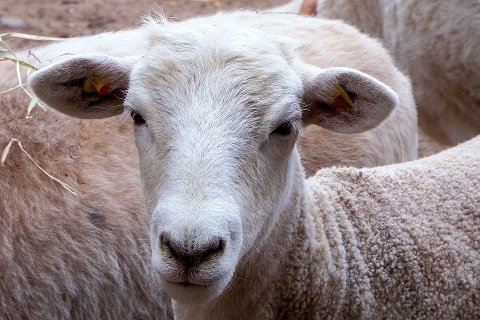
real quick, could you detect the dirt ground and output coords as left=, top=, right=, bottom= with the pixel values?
left=1, top=0, right=286, bottom=50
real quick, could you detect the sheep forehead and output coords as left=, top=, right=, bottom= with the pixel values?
left=144, top=16, right=299, bottom=59
left=128, top=24, right=303, bottom=136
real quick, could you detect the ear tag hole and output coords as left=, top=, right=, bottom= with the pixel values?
left=82, top=75, right=111, bottom=95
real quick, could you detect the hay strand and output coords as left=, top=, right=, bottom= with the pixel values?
left=2, top=138, right=78, bottom=195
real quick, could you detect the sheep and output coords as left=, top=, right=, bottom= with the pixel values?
left=0, top=8, right=411, bottom=319
left=1, top=9, right=417, bottom=317
left=27, top=10, right=479, bottom=319
left=0, top=32, right=173, bottom=320
left=274, top=0, right=480, bottom=145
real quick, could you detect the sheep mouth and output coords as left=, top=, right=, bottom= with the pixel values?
left=153, top=264, right=235, bottom=303
left=161, top=267, right=227, bottom=286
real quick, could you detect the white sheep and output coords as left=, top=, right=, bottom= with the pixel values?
left=28, top=11, right=478, bottom=319
left=2, top=9, right=416, bottom=317
left=0, top=8, right=417, bottom=319
left=274, top=0, right=480, bottom=145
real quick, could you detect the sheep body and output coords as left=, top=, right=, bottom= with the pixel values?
left=276, top=0, right=480, bottom=144
left=303, top=136, right=480, bottom=319
left=0, top=32, right=172, bottom=320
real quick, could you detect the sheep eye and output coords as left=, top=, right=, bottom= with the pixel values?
left=130, top=110, right=146, bottom=125
left=271, top=121, right=293, bottom=136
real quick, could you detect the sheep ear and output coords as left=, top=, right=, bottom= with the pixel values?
left=28, top=54, right=137, bottom=119
left=302, top=67, right=398, bottom=134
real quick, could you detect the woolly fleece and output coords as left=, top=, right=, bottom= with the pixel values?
left=288, top=135, right=480, bottom=318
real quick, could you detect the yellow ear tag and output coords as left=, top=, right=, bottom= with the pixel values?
left=82, top=75, right=111, bottom=95
left=333, top=84, right=355, bottom=107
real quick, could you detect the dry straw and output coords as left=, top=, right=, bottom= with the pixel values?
left=0, top=32, right=66, bottom=117
left=1, top=32, right=77, bottom=195
left=1, top=138, right=78, bottom=195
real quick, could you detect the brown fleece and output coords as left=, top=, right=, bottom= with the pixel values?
left=1, top=55, right=172, bottom=319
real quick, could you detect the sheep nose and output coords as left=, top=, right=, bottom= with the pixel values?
left=160, top=233, right=225, bottom=268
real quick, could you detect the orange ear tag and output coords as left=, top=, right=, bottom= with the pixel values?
left=82, top=75, right=111, bottom=95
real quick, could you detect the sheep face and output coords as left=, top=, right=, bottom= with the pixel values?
left=124, top=33, right=305, bottom=303
left=28, top=16, right=399, bottom=305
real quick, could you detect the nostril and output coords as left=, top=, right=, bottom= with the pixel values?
left=159, top=233, right=185, bottom=260
left=200, top=238, right=225, bottom=263
left=159, top=233, right=225, bottom=268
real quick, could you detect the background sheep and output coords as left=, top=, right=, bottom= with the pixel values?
left=275, top=0, right=480, bottom=145
left=0, top=31, right=173, bottom=320
left=28, top=10, right=478, bottom=319
left=2, top=8, right=416, bottom=318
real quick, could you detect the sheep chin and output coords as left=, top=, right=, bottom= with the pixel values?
left=159, top=272, right=233, bottom=304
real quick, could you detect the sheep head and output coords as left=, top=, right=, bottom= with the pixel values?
left=28, top=19, right=398, bottom=304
